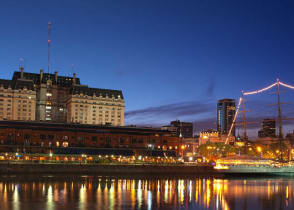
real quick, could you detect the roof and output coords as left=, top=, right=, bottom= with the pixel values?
left=71, top=86, right=124, bottom=99
left=0, top=78, right=35, bottom=91
left=13, top=79, right=35, bottom=90
left=0, top=79, right=11, bottom=89
left=0, top=120, right=169, bottom=135
left=12, top=71, right=81, bottom=87
left=1, top=71, right=123, bottom=98
left=218, top=98, right=235, bottom=103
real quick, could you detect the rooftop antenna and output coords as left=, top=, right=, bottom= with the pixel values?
left=48, top=21, right=52, bottom=74
left=19, top=57, right=24, bottom=79
left=19, top=57, right=24, bottom=68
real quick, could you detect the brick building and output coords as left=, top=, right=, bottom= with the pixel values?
left=0, top=121, right=180, bottom=155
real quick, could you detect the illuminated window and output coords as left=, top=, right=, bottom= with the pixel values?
left=62, top=142, right=68, bottom=147
left=56, top=141, right=60, bottom=147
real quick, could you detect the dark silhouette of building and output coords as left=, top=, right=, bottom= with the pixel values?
left=258, top=119, right=276, bottom=138
left=217, top=99, right=236, bottom=136
left=169, top=120, right=193, bottom=138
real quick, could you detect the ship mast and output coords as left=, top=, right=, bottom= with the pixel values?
left=277, top=79, right=283, bottom=160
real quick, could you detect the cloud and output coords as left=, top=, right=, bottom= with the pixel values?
left=125, top=95, right=294, bottom=137
left=125, top=100, right=215, bottom=125
left=206, top=77, right=215, bottom=97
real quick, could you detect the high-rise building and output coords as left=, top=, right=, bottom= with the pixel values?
left=217, top=98, right=236, bottom=136
left=170, top=120, right=193, bottom=138
left=258, top=119, right=276, bottom=138
left=0, top=67, right=125, bottom=126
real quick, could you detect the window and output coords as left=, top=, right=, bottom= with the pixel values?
left=120, top=137, right=125, bottom=144
left=62, top=142, right=68, bottom=147
left=62, top=136, right=68, bottom=140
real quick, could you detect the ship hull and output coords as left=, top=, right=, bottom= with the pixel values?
left=217, top=166, right=294, bottom=176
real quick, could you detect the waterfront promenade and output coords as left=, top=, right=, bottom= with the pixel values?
left=0, top=161, right=214, bottom=175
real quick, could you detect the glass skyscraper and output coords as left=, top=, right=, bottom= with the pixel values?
left=217, top=99, right=236, bottom=136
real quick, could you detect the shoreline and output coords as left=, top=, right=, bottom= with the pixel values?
left=0, top=162, right=215, bottom=175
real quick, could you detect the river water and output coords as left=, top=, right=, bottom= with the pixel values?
left=0, top=175, right=293, bottom=210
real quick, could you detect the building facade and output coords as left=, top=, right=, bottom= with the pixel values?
left=199, top=129, right=219, bottom=145
left=258, top=119, right=276, bottom=138
left=0, top=121, right=180, bottom=154
left=217, top=99, right=235, bottom=136
left=168, top=120, right=193, bottom=138
left=0, top=67, right=125, bottom=126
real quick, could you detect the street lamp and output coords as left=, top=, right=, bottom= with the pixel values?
left=180, top=145, right=185, bottom=159
left=257, top=146, right=262, bottom=158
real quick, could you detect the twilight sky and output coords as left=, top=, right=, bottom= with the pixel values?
left=1, top=0, right=294, bottom=135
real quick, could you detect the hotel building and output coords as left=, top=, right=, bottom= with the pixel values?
left=0, top=67, right=124, bottom=126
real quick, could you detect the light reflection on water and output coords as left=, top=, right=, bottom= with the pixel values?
left=0, top=176, right=293, bottom=210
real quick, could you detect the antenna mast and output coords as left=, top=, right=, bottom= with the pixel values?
left=277, top=79, right=283, bottom=160
left=48, top=22, right=52, bottom=73
left=19, top=57, right=24, bottom=68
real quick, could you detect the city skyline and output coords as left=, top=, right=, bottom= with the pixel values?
left=1, top=0, right=294, bottom=136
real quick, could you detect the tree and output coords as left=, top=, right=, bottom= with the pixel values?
left=197, top=142, right=236, bottom=160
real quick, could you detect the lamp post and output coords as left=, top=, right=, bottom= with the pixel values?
left=181, top=145, right=185, bottom=160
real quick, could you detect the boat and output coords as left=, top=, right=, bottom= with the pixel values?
left=214, top=155, right=294, bottom=175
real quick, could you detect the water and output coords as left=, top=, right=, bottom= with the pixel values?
left=0, top=175, right=293, bottom=210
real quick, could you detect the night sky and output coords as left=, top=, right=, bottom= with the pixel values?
left=1, top=0, right=294, bottom=136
